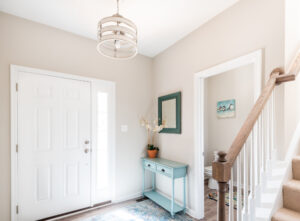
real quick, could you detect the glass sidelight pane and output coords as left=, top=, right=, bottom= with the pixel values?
left=97, top=92, right=109, bottom=190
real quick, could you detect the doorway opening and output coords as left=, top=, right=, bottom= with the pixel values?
left=194, top=50, right=262, bottom=219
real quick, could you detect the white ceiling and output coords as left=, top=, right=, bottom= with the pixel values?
left=0, top=0, right=238, bottom=57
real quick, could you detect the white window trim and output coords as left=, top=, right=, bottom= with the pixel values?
left=193, top=50, right=262, bottom=219
left=10, top=64, right=116, bottom=221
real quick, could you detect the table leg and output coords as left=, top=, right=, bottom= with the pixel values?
left=183, top=176, right=186, bottom=214
left=142, top=167, right=145, bottom=196
left=152, top=172, right=156, bottom=191
left=171, top=178, right=175, bottom=218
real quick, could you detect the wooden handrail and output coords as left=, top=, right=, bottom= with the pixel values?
left=288, top=51, right=300, bottom=77
left=224, top=70, right=281, bottom=166
left=212, top=50, right=300, bottom=221
left=213, top=55, right=300, bottom=183
left=276, top=74, right=295, bottom=84
left=212, top=69, right=282, bottom=182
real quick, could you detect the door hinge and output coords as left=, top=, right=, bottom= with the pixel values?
left=16, top=83, right=18, bottom=92
left=16, top=205, right=19, bottom=214
left=16, top=144, right=18, bottom=153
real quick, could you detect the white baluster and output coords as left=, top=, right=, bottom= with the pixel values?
left=229, top=167, right=234, bottom=221
left=270, top=90, right=275, bottom=160
left=250, top=131, right=254, bottom=195
left=257, top=116, right=261, bottom=185
left=237, top=154, right=242, bottom=221
left=243, top=144, right=248, bottom=220
left=269, top=95, right=272, bottom=161
left=266, top=100, right=270, bottom=164
left=261, top=110, right=265, bottom=173
left=249, top=130, right=255, bottom=218
left=263, top=107, right=267, bottom=172
left=253, top=121, right=259, bottom=186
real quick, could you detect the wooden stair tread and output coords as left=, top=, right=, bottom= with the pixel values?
left=283, top=179, right=300, bottom=213
left=273, top=157, right=300, bottom=220
left=284, top=179, right=300, bottom=189
left=272, top=208, right=300, bottom=221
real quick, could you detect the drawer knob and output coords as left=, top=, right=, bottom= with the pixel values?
left=161, top=169, right=165, bottom=172
left=148, top=164, right=151, bottom=167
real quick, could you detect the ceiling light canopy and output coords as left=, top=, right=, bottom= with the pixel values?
left=97, top=0, right=138, bottom=60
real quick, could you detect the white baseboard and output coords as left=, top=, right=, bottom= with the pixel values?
left=112, top=188, right=151, bottom=203
left=185, top=207, right=197, bottom=219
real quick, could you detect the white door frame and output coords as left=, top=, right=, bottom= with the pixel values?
left=10, top=65, right=116, bottom=220
left=193, top=50, right=262, bottom=219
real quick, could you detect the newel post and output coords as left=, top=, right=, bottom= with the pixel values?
left=212, top=151, right=230, bottom=221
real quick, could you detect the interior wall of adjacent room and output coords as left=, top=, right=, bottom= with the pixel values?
left=0, top=12, right=153, bottom=220
left=153, top=0, right=284, bottom=213
left=204, top=64, right=254, bottom=166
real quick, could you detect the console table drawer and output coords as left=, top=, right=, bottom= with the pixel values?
left=157, top=165, right=173, bottom=176
left=144, top=160, right=156, bottom=170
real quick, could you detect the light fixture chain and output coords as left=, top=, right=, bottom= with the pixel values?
left=117, top=0, right=120, bottom=14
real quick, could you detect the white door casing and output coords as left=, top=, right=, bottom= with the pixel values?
left=193, top=50, right=262, bottom=219
left=11, top=65, right=116, bottom=221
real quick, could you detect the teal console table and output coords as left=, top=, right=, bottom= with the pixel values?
left=142, top=157, right=188, bottom=218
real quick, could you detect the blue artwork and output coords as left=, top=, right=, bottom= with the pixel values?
left=217, top=99, right=236, bottom=118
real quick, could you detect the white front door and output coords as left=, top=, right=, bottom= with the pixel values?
left=17, top=72, right=91, bottom=220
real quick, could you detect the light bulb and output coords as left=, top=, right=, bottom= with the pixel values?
left=114, top=40, right=121, bottom=49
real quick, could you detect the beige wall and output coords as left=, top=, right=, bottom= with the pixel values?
left=204, top=65, right=254, bottom=166
left=283, top=0, right=300, bottom=156
left=0, top=0, right=291, bottom=218
left=153, top=0, right=284, bottom=212
left=284, top=0, right=300, bottom=69
left=0, top=12, right=153, bottom=220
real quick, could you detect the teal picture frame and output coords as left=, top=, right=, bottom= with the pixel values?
left=158, top=92, right=181, bottom=134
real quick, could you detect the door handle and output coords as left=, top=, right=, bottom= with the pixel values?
left=84, top=140, right=90, bottom=154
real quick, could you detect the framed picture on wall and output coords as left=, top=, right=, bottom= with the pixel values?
left=217, top=99, right=236, bottom=118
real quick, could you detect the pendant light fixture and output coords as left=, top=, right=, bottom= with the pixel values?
left=97, top=0, right=138, bottom=60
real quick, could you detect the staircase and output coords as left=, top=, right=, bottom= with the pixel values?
left=272, top=156, right=300, bottom=221
left=212, top=50, right=300, bottom=221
